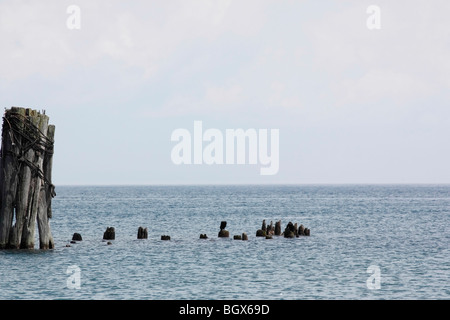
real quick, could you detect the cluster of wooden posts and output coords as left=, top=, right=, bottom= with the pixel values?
left=256, top=219, right=311, bottom=238
left=0, top=107, right=55, bottom=250
left=67, top=220, right=311, bottom=246
left=219, top=219, right=310, bottom=240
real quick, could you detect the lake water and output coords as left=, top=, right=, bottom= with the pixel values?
left=0, top=185, right=448, bottom=300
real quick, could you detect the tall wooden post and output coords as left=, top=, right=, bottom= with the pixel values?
left=0, top=107, right=56, bottom=249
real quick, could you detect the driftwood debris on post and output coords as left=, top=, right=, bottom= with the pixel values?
left=0, top=107, right=56, bottom=249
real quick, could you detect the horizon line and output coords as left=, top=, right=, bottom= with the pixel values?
left=52, top=182, right=450, bottom=187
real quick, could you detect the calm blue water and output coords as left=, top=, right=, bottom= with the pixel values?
left=0, top=185, right=448, bottom=300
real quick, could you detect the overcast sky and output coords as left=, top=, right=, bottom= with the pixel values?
left=1, top=0, right=449, bottom=185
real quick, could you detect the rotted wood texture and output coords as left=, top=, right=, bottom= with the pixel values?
left=0, top=107, right=56, bottom=249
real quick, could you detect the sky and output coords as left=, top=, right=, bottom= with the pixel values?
left=0, top=0, right=449, bottom=185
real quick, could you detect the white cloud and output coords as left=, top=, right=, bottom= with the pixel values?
left=334, top=68, right=434, bottom=105
left=0, top=2, right=71, bottom=80
left=0, top=0, right=269, bottom=81
left=305, top=0, right=450, bottom=108
left=141, top=83, right=244, bottom=118
left=205, top=84, right=243, bottom=106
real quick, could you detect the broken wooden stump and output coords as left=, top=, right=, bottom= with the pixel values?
left=267, top=221, right=274, bottom=236
left=218, top=229, right=229, bottom=237
left=161, top=235, right=170, bottom=241
left=261, top=219, right=266, bottom=233
left=284, top=221, right=297, bottom=238
left=103, top=227, right=115, bottom=240
left=298, top=224, right=305, bottom=236
left=218, top=221, right=229, bottom=238
left=72, top=233, right=82, bottom=241
left=256, top=229, right=266, bottom=237
left=220, top=221, right=227, bottom=230
left=275, top=220, right=282, bottom=236
left=199, top=234, right=208, bottom=239
left=242, top=233, right=248, bottom=241
left=256, top=219, right=267, bottom=237
left=304, top=228, right=310, bottom=236
left=296, top=224, right=310, bottom=236
left=0, top=107, right=56, bottom=249
left=137, top=226, right=148, bottom=239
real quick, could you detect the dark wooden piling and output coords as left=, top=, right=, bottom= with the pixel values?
left=218, top=221, right=229, bottom=238
left=267, top=221, right=274, bottom=235
left=275, top=220, right=282, bottom=236
left=261, top=220, right=266, bottom=232
left=137, top=226, right=148, bottom=239
left=284, top=221, right=296, bottom=238
left=72, top=233, right=82, bottom=241
left=103, top=227, right=115, bottom=240
left=256, top=229, right=266, bottom=237
left=0, top=107, right=56, bottom=249
left=218, top=229, right=229, bottom=237
left=298, top=224, right=305, bottom=236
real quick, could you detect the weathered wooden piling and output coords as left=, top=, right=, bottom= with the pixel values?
left=218, top=229, right=229, bottom=237
left=267, top=221, right=274, bottom=235
left=284, top=221, right=296, bottom=238
left=218, top=221, right=229, bottom=238
left=0, top=107, right=56, bottom=249
left=275, top=220, right=281, bottom=236
left=261, top=220, right=266, bottom=233
left=137, top=226, right=148, bottom=239
left=72, top=233, right=82, bottom=241
left=256, top=229, right=266, bottom=237
left=298, top=224, right=305, bottom=236
left=103, top=227, right=115, bottom=240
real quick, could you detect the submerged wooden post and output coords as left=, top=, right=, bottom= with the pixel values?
left=0, top=107, right=56, bottom=249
